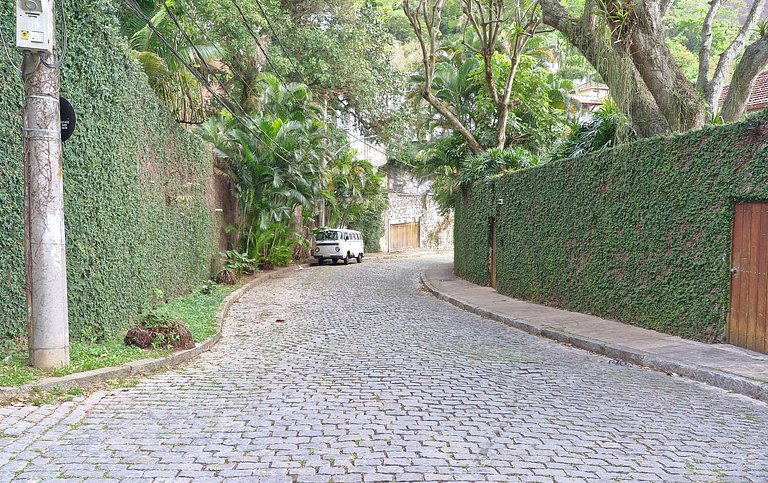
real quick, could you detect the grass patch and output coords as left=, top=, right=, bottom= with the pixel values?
left=0, top=284, right=236, bottom=387
left=153, top=285, right=235, bottom=342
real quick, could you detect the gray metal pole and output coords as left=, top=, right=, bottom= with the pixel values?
left=22, top=50, right=70, bottom=369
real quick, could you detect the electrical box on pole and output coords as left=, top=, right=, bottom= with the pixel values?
left=16, top=0, right=55, bottom=55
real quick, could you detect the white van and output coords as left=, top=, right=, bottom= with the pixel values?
left=314, top=228, right=364, bottom=265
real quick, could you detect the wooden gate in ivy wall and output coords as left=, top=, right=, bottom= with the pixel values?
left=728, top=202, right=768, bottom=353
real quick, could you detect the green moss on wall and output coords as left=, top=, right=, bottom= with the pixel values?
left=455, top=115, right=768, bottom=342
left=0, top=2, right=217, bottom=341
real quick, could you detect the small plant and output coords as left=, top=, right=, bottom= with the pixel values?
left=243, top=223, right=303, bottom=269
left=217, top=250, right=259, bottom=283
left=150, top=288, right=165, bottom=307
left=199, top=279, right=218, bottom=295
left=757, top=18, right=768, bottom=38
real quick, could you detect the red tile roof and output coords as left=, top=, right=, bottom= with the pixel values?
left=720, top=70, right=768, bottom=112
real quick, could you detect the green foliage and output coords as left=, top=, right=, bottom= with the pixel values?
left=551, top=98, right=634, bottom=160
left=394, top=32, right=570, bottom=212
left=0, top=284, right=234, bottom=386
left=416, top=40, right=569, bottom=153
left=124, top=1, right=223, bottom=123
left=391, top=135, right=540, bottom=213
left=185, top=0, right=402, bottom=136
left=458, top=148, right=539, bottom=190
left=198, top=74, right=325, bottom=249
left=220, top=250, right=260, bottom=275
left=201, top=72, right=387, bottom=257
left=244, top=223, right=304, bottom=267
left=455, top=113, right=768, bottom=342
left=663, top=0, right=746, bottom=81
left=324, top=151, right=388, bottom=248
left=0, top=2, right=217, bottom=341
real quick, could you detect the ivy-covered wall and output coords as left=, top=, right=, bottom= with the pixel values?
left=455, top=114, right=768, bottom=342
left=0, top=2, right=217, bottom=341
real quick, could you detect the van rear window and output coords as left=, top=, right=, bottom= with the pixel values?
left=315, top=230, right=340, bottom=241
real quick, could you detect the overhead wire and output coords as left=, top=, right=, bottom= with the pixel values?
left=250, top=0, right=301, bottom=74
left=119, top=0, right=295, bottom=164
left=179, top=0, right=302, bottom=123
left=228, top=0, right=288, bottom=79
left=162, top=2, right=301, bottom=160
left=128, top=0, right=388, bottom=161
left=0, top=21, right=20, bottom=74
left=40, top=0, right=68, bottom=68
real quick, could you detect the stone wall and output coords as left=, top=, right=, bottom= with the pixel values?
left=381, top=166, right=453, bottom=251
left=421, top=197, right=453, bottom=250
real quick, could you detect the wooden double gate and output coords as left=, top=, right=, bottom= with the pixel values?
left=729, top=202, right=768, bottom=353
left=390, top=222, right=420, bottom=251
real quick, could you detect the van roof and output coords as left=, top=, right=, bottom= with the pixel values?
left=317, top=228, right=362, bottom=234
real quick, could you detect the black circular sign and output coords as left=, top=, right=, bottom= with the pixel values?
left=60, top=97, right=76, bottom=142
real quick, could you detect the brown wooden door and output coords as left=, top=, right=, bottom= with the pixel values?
left=490, top=218, right=497, bottom=289
left=728, top=202, right=768, bottom=353
left=390, top=222, right=420, bottom=251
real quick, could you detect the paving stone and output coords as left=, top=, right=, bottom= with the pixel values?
left=1, top=255, right=767, bottom=482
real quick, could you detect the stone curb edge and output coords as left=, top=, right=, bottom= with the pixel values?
left=0, top=265, right=301, bottom=400
left=420, top=271, right=768, bottom=404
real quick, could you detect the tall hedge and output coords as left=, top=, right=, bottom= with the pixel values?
left=0, top=2, right=217, bottom=341
left=455, top=114, right=768, bottom=342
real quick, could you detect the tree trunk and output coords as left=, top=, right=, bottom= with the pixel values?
left=540, top=0, right=671, bottom=137
left=702, top=0, right=767, bottom=112
left=628, top=1, right=705, bottom=131
left=697, top=0, right=722, bottom=96
left=423, top=90, right=484, bottom=154
left=628, top=29, right=705, bottom=131
left=722, top=36, right=768, bottom=122
left=540, top=0, right=705, bottom=136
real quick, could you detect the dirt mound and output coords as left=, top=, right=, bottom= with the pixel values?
left=124, top=314, right=195, bottom=351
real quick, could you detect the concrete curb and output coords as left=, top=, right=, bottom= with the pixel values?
left=420, top=272, right=768, bottom=404
left=365, top=250, right=452, bottom=261
left=0, top=265, right=301, bottom=400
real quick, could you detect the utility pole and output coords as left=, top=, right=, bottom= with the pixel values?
left=17, top=0, right=70, bottom=369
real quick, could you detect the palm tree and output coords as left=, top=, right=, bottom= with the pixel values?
left=324, top=151, right=385, bottom=229
left=127, top=3, right=223, bottom=123
left=551, top=98, right=634, bottom=160
left=197, top=78, right=327, bottom=256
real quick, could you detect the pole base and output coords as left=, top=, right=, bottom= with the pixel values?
left=29, top=347, right=70, bottom=370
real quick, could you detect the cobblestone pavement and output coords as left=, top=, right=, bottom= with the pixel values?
left=2, top=254, right=768, bottom=483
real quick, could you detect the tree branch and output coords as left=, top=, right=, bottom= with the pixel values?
left=403, top=0, right=483, bottom=153
left=706, top=0, right=767, bottom=110
left=697, top=0, right=722, bottom=92
left=722, top=35, right=768, bottom=121
left=541, top=0, right=672, bottom=137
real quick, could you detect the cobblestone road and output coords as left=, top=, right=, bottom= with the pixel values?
left=2, top=255, right=768, bottom=482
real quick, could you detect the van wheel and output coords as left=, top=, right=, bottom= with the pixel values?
left=343, top=255, right=349, bottom=265
left=356, top=253, right=362, bottom=263
left=317, top=257, right=324, bottom=266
